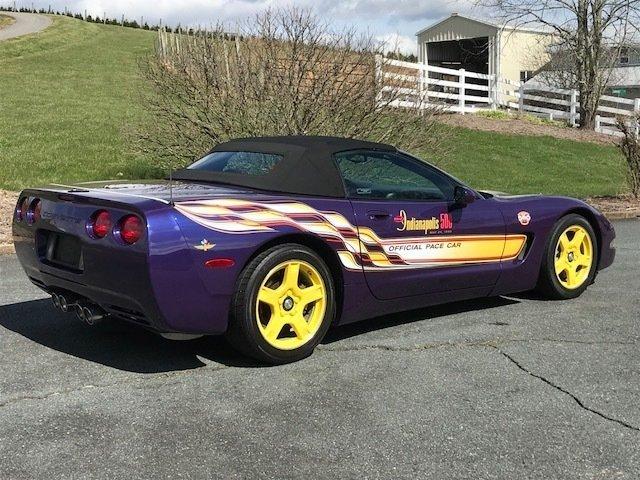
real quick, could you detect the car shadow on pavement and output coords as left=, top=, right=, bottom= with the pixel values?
left=0, top=296, right=519, bottom=373
left=322, top=296, right=519, bottom=344
left=0, top=298, right=258, bottom=372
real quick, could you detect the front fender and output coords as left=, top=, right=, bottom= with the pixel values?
left=490, top=195, right=615, bottom=295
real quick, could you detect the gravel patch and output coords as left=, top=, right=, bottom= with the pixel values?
left=440, top=113, right=616, bottom=146
left=1, top=190, right=17, bottom=252
left=587, top=195, right=640, bottom=219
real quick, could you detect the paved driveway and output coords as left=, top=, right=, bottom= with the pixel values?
left=0, top=12, right=51, bottom=42
left=0, top=220, right=638, bottom=479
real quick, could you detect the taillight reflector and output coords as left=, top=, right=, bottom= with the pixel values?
left=25, top=198, right=41, bottom=225
left=119, top=215, right=143, bottom=245
left=89, top=210, right=112, bottom=238
left=32, top=199, right=42, bottom=223
left=15, top=197, right=29, bottom=222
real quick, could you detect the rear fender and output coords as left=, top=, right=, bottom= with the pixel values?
left=169, top=196, right=372, bottom=328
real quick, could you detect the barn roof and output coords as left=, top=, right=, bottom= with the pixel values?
left=416, top=13, right=552, bottom=38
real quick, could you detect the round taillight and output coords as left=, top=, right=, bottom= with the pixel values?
left=119, top=215, right=143, bottom=245
left=15, top=197, right=29, bottom=222
left=32, top=199, right=42, bottom=223
left=89, top=210, right=112, bottom=238
left=25, top=198, right=41, bottom=225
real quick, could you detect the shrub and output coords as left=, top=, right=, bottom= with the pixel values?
left=131, top=7, right=444, bottom=170
left=476, top=110, right=510, bottom=120
left=616, top=116, right=640, bottom=198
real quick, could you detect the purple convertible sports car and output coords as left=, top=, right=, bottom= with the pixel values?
left=13, top=136, right=615, bottom=363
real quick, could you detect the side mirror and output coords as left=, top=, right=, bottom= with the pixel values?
left=454, top=186, right=476, bottom=207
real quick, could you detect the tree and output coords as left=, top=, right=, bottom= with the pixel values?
left=616, top=115, right=640, bottom=197
left=131, top=7, right=443, bottom=170
left=477, top=0, right=639, bottom=129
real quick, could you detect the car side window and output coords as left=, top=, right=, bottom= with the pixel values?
left=334, top=150, right=455, bottom=201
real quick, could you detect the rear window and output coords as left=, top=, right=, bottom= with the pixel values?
left=188, top=151, right=282, bottom=176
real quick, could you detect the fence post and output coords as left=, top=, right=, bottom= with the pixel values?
left=570, top=89, right=578, bottom=127
left=459, top=69, right=466, bottom=114
left=595, top=115, right=601, bottom=133
left=634, top=98, right=640, bottom=138
left=489, top=75, right=496, bottom=110
left=423, top=64, right=430, bottom=110
left=518, top=83, right=524, bottom=113
left=417, top=63, right=424, bottom=111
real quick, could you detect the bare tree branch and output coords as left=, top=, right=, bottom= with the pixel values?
left=477, top=0, right=640, bottom=128
left=129, top=7, right=445, bottom=169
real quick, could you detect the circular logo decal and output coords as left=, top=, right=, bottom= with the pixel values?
left=517, top=211, right=531, bottom=226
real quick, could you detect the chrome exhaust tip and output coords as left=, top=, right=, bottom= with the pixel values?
left=81, top=305, right=106, bottom=326
left=75, top=305, right=87, bottom=322
left=58, top=295, right=69, bottom=312
left=52, top=294, right=108, bottom=325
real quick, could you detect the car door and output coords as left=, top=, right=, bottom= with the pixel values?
left=334, top=150, right=520, bottom=300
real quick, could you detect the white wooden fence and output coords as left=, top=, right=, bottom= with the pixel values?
left=378, top=56, right=640, bottom=137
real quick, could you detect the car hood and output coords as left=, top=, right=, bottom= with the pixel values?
left=479, top=190, right=543, bottom=200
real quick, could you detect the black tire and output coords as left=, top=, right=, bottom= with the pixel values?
left=536, top=214, right=598, bottom=299
left=225, top=243, right=336, bottom=364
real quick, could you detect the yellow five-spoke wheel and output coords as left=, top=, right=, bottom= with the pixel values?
left=538, top=214, right=598, bottom=299
left=553, top=225, right=593, bottom=290
left=226, top=244, right=336, bottom=364
left=256, top=260, right=327, bottom=350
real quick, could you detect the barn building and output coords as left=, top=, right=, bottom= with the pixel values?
left=416, top=14, right=552, bottom=86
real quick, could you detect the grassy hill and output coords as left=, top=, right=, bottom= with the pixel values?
left=0, top=15, right=629, bottom=197
left=0, top=16, right=157, bottom=190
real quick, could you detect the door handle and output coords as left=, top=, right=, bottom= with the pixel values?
left=367, top=210, right=391, bottom=220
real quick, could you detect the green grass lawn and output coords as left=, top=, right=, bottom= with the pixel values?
left=421, top=127, right=627, bottom=198
left=0, top=15, right=158, bottom=190
left=0, top=15, right=629, bottom=197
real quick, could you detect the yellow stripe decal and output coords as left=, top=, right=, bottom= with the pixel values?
left=175, top=200, right=527, bottom=270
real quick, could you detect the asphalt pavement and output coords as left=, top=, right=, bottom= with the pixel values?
left=0, top=12, right=51, bottom=42
left=0, top=220, right=638, bottom=479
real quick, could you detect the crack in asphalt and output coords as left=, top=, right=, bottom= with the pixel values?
left=317, top=339, right=497, bottom=352
left=318, top=337, right=636, bottom=353
left=2, top=336, right=638, bottom=435
left=506, top=338, right=637, bottom=346
left=320, top=339, right=640, bottom=433
left=493, top=347, right=640, bottom=433
left=0, top=364, right=229, bottom=409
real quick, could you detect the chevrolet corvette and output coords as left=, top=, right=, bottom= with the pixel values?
left=13, top=136, right=616, bottom=363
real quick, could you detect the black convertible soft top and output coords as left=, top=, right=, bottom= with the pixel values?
left=171, top=136, right=396, bottom=198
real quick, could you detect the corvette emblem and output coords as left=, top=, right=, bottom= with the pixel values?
left=195, top=239, right=215, bottom=251
left=517, top=211, right=531, bottom=226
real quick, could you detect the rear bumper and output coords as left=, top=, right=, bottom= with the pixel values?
left=14, top=232, right=168, bottom=331
left=15, top=237, right=233, bottom=335
left=12, top=188, right=235, bottom=335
